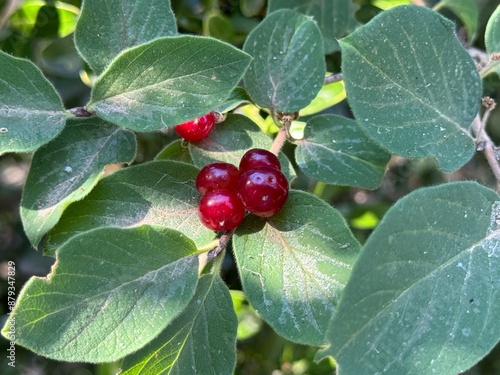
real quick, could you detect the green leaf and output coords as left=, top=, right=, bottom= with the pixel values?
left=10, top=0, right=79, bottom=38
left=267, top=0, right=359, bottom=53
left=435, top=0, right=479, bottom=42
left=45, top=160, right=213, bottom=254
left=155, top=140, right=193, bottom=164
left=233, top=190, right=360, bottom=345
left=299, top=80, right=346, bottom=117
left=484, top=5, right=500, bottom=78
left=1, top=226, right=199, bottom=362
left=242, top=9, right=325, bottom=113
left=88, top=36, right=252, bottom=132
left=188, top=114, right=295, bottom=180
left=215, top=87, right=252, bottom=113
left=296, top=115, right=391, bottom=189
left=0, top=51, right=66, bottom=155
left=319, top=182, right=500, bottom=375
left=20, top=117, right=136, bottom=247
left=74, top=0, right=177, bottom=75
left=231, top=290, right=263, bottom=340
left=120, top=275, right=237, bottom=375
left=340, top=5, right=481, bottom=172
left=203, top=11, right=235, bottom=43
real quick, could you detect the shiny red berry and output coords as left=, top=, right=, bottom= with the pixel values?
left=237, top=168, right=289, bottom=218
left=173, top=112, right=216, bottom=141
left=196, top=163, right=240, bottom=196
left=239, top=148, right=281, bottom=172
left=198, top=190, right=245, bottom=231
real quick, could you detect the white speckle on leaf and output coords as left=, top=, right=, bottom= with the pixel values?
left=64, top=166, right=73, bottom=173
left=0, top=127, right=8, bottom=134
left=462, top=328, right=471, bottom=337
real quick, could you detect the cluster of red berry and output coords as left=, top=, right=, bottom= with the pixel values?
left=172, top=112, right=289, bottom=231
left=196, top=149, right=289, bottom=231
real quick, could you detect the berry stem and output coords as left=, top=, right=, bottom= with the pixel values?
left=270, top=126, right=288, bottom=155
left=207, top=229, right=235, bottom=261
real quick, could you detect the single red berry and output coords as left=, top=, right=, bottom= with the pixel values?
left=198, top=190, right=245, bottom=231
left=237, top=168, right=289, bottom=218
left=239, top=148, right=281, bottom=172
left=196, top=162, right=240, bottom=195
left=173, top=112, right=216, bottom=141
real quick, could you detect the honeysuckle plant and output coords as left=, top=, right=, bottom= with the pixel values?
left=1, top=0, right=500, bottom=374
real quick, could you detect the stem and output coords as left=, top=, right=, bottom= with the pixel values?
left=206, top=229, right=235, bottom=261
left=68, top=107, right=94, bottom=117
left=472, top=99, right=500, bottom=189
left=323, top=73, right=343, bottom=85
left=270, top=126, right=288, bottom=155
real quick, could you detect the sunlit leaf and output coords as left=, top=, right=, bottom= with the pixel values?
left=234, top=190, right=360, bottom=345
left=1, top=226, right=199, bottom=362
left=320, top=182, right=500, bottom=375
left=340, top=5, right=481, bottom=172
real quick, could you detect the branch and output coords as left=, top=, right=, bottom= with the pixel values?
left=324, top=72, right=343, bottom=85
left=472, top=98, right=500, bottom=188
left=68, top=107, right=94, bottom=117
left=269, top=111, right=297, bottom=155
left=206, top=229, right=235, bottom=262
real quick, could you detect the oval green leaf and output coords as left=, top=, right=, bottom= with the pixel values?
left=0, top=51, right=66, bottom=155
left=320, top=182, right=500, bottom=375
left=1, top=226, right=199, bottom=362
left=120, top=275, right=237, bottom=375
left=188, top=114, right=295, bottom=180
left=243, top=9, right=325, bottom=113
left=88, top=36, right=252, bottom=132
left=75, top=0, right=177, bottom=75
left=20, top=117, right=137, bottom=247
left=233, top=190, right=360, bottom=345
left=296, top=115, right=391, bottom=189
left=267, top=0, right=359, bottom=53
left=340, top=5, right=481, bottom=172
left=45, top=160, right=213, bottom=254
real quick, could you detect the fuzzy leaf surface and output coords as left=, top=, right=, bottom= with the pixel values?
left=45, top=160, right=213, bottom=254
left=89, top=36, right=251, bottom=131
left=75, top=0, right=177, bottom=74
left=267, top=0, right=359, bottom=53
left=0, top=51, right=66, bottom=155
left=120, top=275, right=237, bottom=375
left=243, top=9, right=325, bottom=112
left=320, top=182, right=500, bottom=375
left=340, top=5, right=481, bottom=172
left=21, top=117, right=136, bottom=247
left=296, top=115, right=391, bottom=189
left=1, top=226, right=199, bottom=362
left=233, top=190, right=360, bottom=345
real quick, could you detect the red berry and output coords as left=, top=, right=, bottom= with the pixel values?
left=196, top=163, right=240, bottom=196
left=198, top=190, right=245, bottom=231
left=173, top=112, right=216, bottom=141
left=239, top=148, right=281, bottom=172
left=237, top=168, right=289, bottom=218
